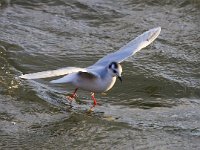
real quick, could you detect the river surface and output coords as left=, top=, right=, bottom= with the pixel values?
left=0, top=0, right=200, bottom=149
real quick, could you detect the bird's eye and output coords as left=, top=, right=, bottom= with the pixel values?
left=108, top=64, right=112, bottom=69
left=113, top=70, right=117, bottom=73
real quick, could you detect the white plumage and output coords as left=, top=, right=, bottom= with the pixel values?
left=20, top=27, right=161, bottom=110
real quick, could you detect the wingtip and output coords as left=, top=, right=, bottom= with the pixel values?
left=19, top=74, right=30, bottom=79
left=152, top=26, right=161, bottom=33
left=153, top=26, right=161, bottom=36
left=155, top=26, right=161, bottom=33
left=156, top=26, right=161, bottom=30
left=19, top=74, right=25, bottom=79
left=147, top=26, right=161, bottom=42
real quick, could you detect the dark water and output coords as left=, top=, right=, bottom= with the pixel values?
left=0, top=0, right=200, bottom=149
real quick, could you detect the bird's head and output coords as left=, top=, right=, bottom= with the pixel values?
left=107, top=62, right=122, bottom=83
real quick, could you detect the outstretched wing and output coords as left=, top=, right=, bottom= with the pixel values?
left=19, top=27, right=161, bottom=80
left=91, top=27, right=161, bottom=67
left=19, top=67, right=86, bottom=79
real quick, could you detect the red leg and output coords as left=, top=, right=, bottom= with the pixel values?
left=89, top=92, right=97, bottom=111
left=67, top=88, right=78, bottom=101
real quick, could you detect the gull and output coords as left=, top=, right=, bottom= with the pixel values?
left=19, top=27, right=161, bottom=110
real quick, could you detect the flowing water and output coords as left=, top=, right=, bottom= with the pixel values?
left=0, top=0, right=200, bottom=149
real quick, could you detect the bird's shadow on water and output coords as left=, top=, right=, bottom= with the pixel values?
left=16, top=79, right=195, bottom=134
left=22, top=79, right=122, bottom=121
left=56, top=96, right=121, bottom=122
left=28, top=89, right=133, bottom=133
left=17, top=79, right=185, bottom=129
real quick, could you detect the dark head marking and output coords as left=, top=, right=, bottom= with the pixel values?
left=109, top=62, right=118, bottom=69
left=113, top=70, right=117, bottom=73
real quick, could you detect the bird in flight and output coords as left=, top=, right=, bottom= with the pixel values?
left=20, top=27, right=161, bottom=111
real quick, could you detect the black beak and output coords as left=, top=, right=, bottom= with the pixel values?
left=118, top=76, right=122, bottom=83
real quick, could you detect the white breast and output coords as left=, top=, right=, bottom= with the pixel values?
left=72, top=73, right=117, bottom=93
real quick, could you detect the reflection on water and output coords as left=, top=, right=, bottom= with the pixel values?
left=0, top=0, right=200, bottom=149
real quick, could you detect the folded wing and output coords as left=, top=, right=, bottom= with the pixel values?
left=50, top=71, right=98, bottom=84
left=91, top=27, right=161, bottom=67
